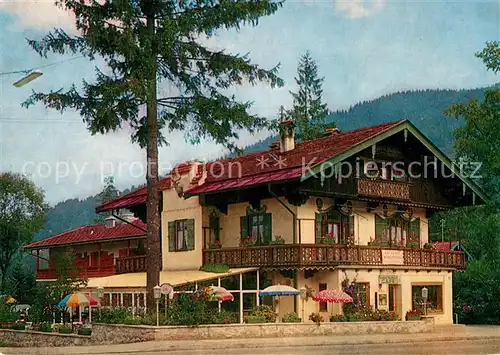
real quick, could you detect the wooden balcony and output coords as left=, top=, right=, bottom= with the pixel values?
left=357, top=178, right=411, bottom=200
left=36, top=266, right=115, bottom=280
left=116, top=255, right=147, bottom=274
left=203, top=244, right=465, bottom=270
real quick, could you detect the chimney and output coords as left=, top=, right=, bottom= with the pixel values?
left=279, top=120, right=296, bottom=153
left=104, top=216, right=117, bottom=228
left=120, top=212, right=136, bottom=223
left=323, top=127, right=341, bottom=137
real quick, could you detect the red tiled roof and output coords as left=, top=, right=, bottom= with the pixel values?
left=96, top=120, right=404, bottom=209
left=24, top=219, right=146, bottom=249
left=432, top=241, right=459, bottom=250
left=96, top=177, right=171, bottom=213
left=188, top=120, right=404, bottom=194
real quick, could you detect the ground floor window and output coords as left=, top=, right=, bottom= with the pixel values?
left=411, top=285, right=443, bottom=313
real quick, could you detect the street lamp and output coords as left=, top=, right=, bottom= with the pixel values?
left=421, top=287, right=428, bottom=316
left=13, top=71, right=43, bottom=88
left=299, top=287, right=307, bottom=322
left=97, top=285, right=105, bottom=318
left=153, top=285, right=161, bottom=327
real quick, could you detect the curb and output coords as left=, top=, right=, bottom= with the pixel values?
left=5, top=334, right=500, bottom=354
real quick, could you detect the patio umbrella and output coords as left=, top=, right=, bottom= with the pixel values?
left=259, top=285, right=301, bottom=297
left=206, top=286, right=234, bottom=302
left=313, top=289, right=353, bottom=303
left=259, top=285, right=301, bottom=322
left=58, top=293, right=99, bottom=323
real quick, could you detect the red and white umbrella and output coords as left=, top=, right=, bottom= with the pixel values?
left=207, top=286, right=234, bottom=302
left=312, top=289, right=353, bottom=303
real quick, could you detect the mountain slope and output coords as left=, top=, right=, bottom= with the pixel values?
left=245, top=85, right=497, bottom=155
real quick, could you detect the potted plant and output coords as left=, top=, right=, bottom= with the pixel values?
left=407, top=241, right=420, bottom=249
left=405, top=310, right=422, bottom=321
left=58, top=324, right=72, bottom=334
left=309, top=312, right=324, bottom=325
left=319, top=233, right=337, bottom=245
left=241, top=236, right=256, bottom=247
left=423, top=243, right=435, bottom=249
left=208, top=240, right=222, bottom=249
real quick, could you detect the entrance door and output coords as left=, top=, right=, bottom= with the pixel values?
left=388, top=285, right=399, bottom=313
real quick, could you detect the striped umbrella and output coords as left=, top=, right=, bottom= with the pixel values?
left=58, top=292, right=99, bottom=324
left=312, top=289, right=353, bottom=303
left=259, top=285, right=301, bottom=297
left=207, top=286, right=234, bottom=302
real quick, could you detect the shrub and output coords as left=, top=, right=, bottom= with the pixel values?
left=10, top=323, right=25, bottom=331
left=212, top=310, right=238, bottom=324
left=0, top=303, right=18, bottom=323
left=78, top=328, right=92, bottom=336
left=199, top=264, right=230, bottom=273
left=330, top=314, right=348, bottom=322
left=250, top=305, right=277, bottom=323
left=372, top=310, right=400, bottom=321
left=39, top=322, right=53, bottom=333
left=309, top=312, right=323, bottom=325
left=123, top=315, right=142, bottom=325
left=244, top=316, right=267, bottom=324
left=282, top=312, right=301, bottom=323
left=95, top=307, right=131, bottom=324
left=58, top=325, right=72, bottom=334
left=405, top=310, right=422, bottom=320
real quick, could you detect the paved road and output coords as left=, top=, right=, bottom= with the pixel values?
left=95, top=339, right=500, bottom=355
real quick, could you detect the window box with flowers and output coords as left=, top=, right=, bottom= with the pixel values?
left=241, top=236, right=257, bottom=247
left=269, top=235, right=285, bottom=245
left=405, top=310, right=422, bottom=321
left=319, top=233, right=337, bottom=245
left=423, top=243, right=435, bottom=249
left=368, top=237, right=390, bottom=247
left=208, top=240, right=222, bottom=249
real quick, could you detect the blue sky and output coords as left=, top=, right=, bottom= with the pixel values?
left=0, top=0, right=498, bottom=204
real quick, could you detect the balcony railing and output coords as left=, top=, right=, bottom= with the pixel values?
left=357, top=178, right=411, bottom=200
left=116, top=255, right=147, bottom=274
left=203, top=244, right=465, bottom=270
left=36, top=266, right=115, bottom=280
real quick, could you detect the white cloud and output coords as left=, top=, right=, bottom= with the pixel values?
left=334, top=0, right=387, bottom=19
left=0, top=0, right=76, bottom=29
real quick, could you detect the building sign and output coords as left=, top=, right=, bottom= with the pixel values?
left=382, top=250, right=404, bottom=265
left=379, top=275, right=401, bottom=284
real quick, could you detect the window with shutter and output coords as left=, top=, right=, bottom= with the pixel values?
left=168, top=221, right=176, bottom=252
left=315, top=213, right=322, bottom=243
left=185, top=219, right=195, bottom=250
left=263, top=213, right=272, bottom=245
left=240, top=215, right=249, bottom=241
left=375, top=215, right=388, bottom=243
left=209, top=214, right=220, bottom=243
left=409, top=218, right=420, bottom=244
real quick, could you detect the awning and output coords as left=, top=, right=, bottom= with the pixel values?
left=85, top=267, right=257, bottom=289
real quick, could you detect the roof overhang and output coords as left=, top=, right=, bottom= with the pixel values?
left=24, top=234, right=146, bottom=251
left=300, top=120, right=489, bottom=204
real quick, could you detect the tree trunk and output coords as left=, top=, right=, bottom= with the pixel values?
left=145, top=9, right=161, bottom=311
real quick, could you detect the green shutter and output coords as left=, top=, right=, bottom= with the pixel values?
left=185, top=219, right=195, bottom=250
left=348, top=215, right=355, bottom=244
left=263, top=213, right=272, bottom=245
left=240, top=215, right=249, bottom=240
left=315, top=213, right=322, bottom=243
left=168, top=221, right=176, bottom=252
left=375, top=215, right=388, bottom=242
left=410, top=218, right=420, bottom=243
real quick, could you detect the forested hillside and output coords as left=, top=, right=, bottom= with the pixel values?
left=37, top=85, right=496, bottom=240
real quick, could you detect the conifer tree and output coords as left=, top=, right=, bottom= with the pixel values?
left=287, top=51, right=330, bottom=140
left=23, top=0, right=284, bottom=307
left=94, top=176, right=119, bottom=224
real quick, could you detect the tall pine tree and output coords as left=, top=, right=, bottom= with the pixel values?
left=287, top=51, right=330, bottom=140
left=94, top=176, right=119, bottom=224
left=23, top=0, right=284, bottom=307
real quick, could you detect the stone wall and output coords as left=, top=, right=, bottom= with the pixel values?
left=0, top=329, right=92, bottom=347
left=92, top=319, right=434, bottom=344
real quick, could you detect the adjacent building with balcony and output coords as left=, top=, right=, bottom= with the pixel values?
left=27, top=119, right=485, bottom=323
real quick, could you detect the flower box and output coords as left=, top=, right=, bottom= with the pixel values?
left=406, top=314, right=422, bottom=321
